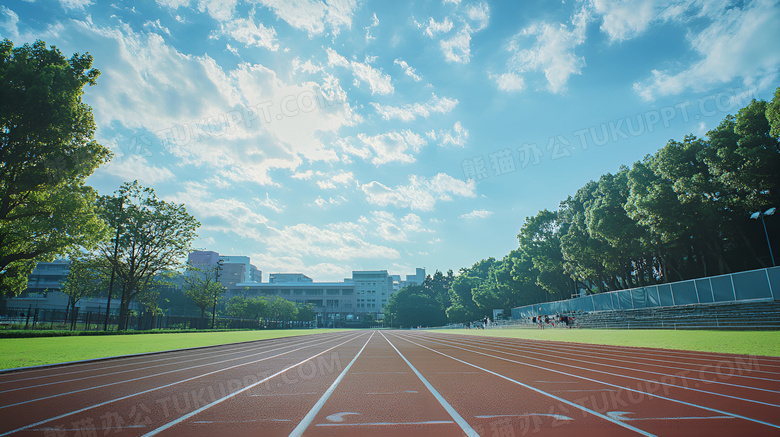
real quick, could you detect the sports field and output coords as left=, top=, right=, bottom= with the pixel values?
left=1, top=330, right=777, bottom=436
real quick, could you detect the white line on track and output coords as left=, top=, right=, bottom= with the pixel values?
left=315, top=420, right=455, bottom=427
left=465, top=334, right=780, bottom=372
left=140, top=332, right=370, bottom=436
left=412, top=333, right=780, bottom=405
left=380, top=331, right=480, bottom=437
left=0, top=333, right=342, bottom=409
left=397, top=332, right=780, bottom=430
left=0, top=337, right=322, bottom=394
left=437, top=334, right=780, bottom=394
left=0, top=338, right=287, bottom=380
left=288, top=331, right=375, bottom=436
left=0, top=331, right=364, bottom=436
left=463, top=334, right=780, bottom=381
left=390, top=332, right=656, bottom=436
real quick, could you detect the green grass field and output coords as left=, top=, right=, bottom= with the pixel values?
left=0, top=329, right=352, bottom=370
left=430, top=328, right=780, bottom=357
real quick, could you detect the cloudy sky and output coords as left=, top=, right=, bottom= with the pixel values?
left=3, top=0, right=779, bottom=281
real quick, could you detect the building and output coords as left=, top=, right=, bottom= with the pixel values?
left=226, top=280, right=356, bottom=327
left=269, top=273, right=313, bottom=284
left=348, top=270, right=394, bottom=319
left=1, top=260, right=121, bottom=314
left=187, top=250, right=262, bottom=288
left=400, top=268, right=426, bottom=289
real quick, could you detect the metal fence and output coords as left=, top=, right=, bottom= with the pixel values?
left=0, top=307, right=313, bottom=332
left=512, top=266, right=780, bottom=319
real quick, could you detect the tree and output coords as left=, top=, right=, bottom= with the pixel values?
left=60, top=255, right=103, bottom=318
left=384, top=285, right=447, bottom=328
left=183, top=262, right=225, bottom=319
left=96, top=181, right=199, bottom=330
left=0, top=39, right=111, bottom=296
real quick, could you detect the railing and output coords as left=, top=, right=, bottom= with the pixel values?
left=512, top=266, right=780, bottom=319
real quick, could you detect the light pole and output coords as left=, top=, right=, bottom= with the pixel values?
left=213, top=259, right=224, bottom=329
left=104, top=196, right=123, bottom=331
left=751, top=207, right=776, bottom=267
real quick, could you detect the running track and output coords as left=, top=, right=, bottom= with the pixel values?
left=1, top=330, right=778, bottom=436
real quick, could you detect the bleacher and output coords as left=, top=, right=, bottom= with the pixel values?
left=573, top=299, right=780, bottom=330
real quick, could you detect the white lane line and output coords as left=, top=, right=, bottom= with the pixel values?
left=0, top=340, right=298, bottom=394
left=475, top=414, right=573, bottom=421
left=364, top=390, right=419, bottom=395
left=287, top=331, right=375, bottom=437
left=391, top=333, right=656, bottom=437
left=606, top=411, right=734, bottom=421
left=248, top=393, right=320, bottom=397
left=141, top=332, right=369, bottom=437
left=450, top=335, right=780, bottom=389
left=0, top=336, right=308, bottom=380
left=380, top=331, right=480, bottom=437
left=0, top=332, right=363, bottom=437
left=439, top=333, right=780, bottom=374
left=413, top=333, right=780, bottom=403
left=0, top=333, right=339, bottom=410
left=400, top=333, right=780, bottom=431
left=315, top=420, right=454, bottom=427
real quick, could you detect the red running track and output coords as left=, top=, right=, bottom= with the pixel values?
left=1, top=330, right=778, bottom=436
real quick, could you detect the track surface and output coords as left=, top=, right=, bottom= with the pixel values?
left=1, top=330, right=778, bottom=436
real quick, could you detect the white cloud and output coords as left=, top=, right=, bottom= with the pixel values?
left=57, top=18, right=358, bottom=187
left=0, top=6, right=20, bottom=40
left=197, top=0, right=239, bottom=21
left=416, top=1, right=490, bottom=64
left=265, top=222, right=399, bottom=261
left=143, top=19, right=171, bottom=36
left=423, top=17, right=454, bottom=38
left=98, top=154, right=175, bottom=185
left=166, top=182, right=270, bottom=237
left=394, top=58, right=422, bottom=82
left=256, top=0, right=359, bottom=36
left=632, top=0, right=780, bottom=100
left=587, top=0, right=702, bottom=42
left=371, top=93, right=458, bottom=122
left=60, top=0, right=94, bottom=10
left=216, top=16, right=279, bottom=50
left=357, top=130, right=427, bottom=165
left=254, top=193, right=285, bottom=213
left=429, top=121, right=469, bottom=147
left=465, top=1, right=490, bottom=31
left=504, top=7, right=590, bottom=93
left=365, top=12, right=379, bottom=41
left=314, top=169, right=357, bottom=189
left=155, top=0, right=191, bottom=9
left=440, top=28, right=471, bottom=63
left=491, top=72, right=525, bottom=92
left=459, top=209, right=493, bottom=219
left=361, top=173, right=476, bottom=211
left=327, top=47, right=394, bottom=95
left=367, top=211, right=431, bottom=242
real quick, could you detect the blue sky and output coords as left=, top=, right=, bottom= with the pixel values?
left=3, top=0, right=779, bottom=281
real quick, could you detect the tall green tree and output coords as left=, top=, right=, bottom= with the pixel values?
left=0, top=39, right=111, bottom=296
left=183, top=262, right=224, bottom=319
left=60, top=255, right=104, bottom=317
left=96, top=181, right=199, bottom=330
left=384, top=285, right=447, bottom=327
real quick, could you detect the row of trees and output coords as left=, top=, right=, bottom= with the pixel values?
left=385, top=88, right=780, bottom=327
left=1, top=39, right=201, bottom=329
left=224, top=295, right=316, bottom=323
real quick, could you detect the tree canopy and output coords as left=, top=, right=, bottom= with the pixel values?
left=96, top=181, right=199, bottom=329
left=0, top=39, right=110, bottom=296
